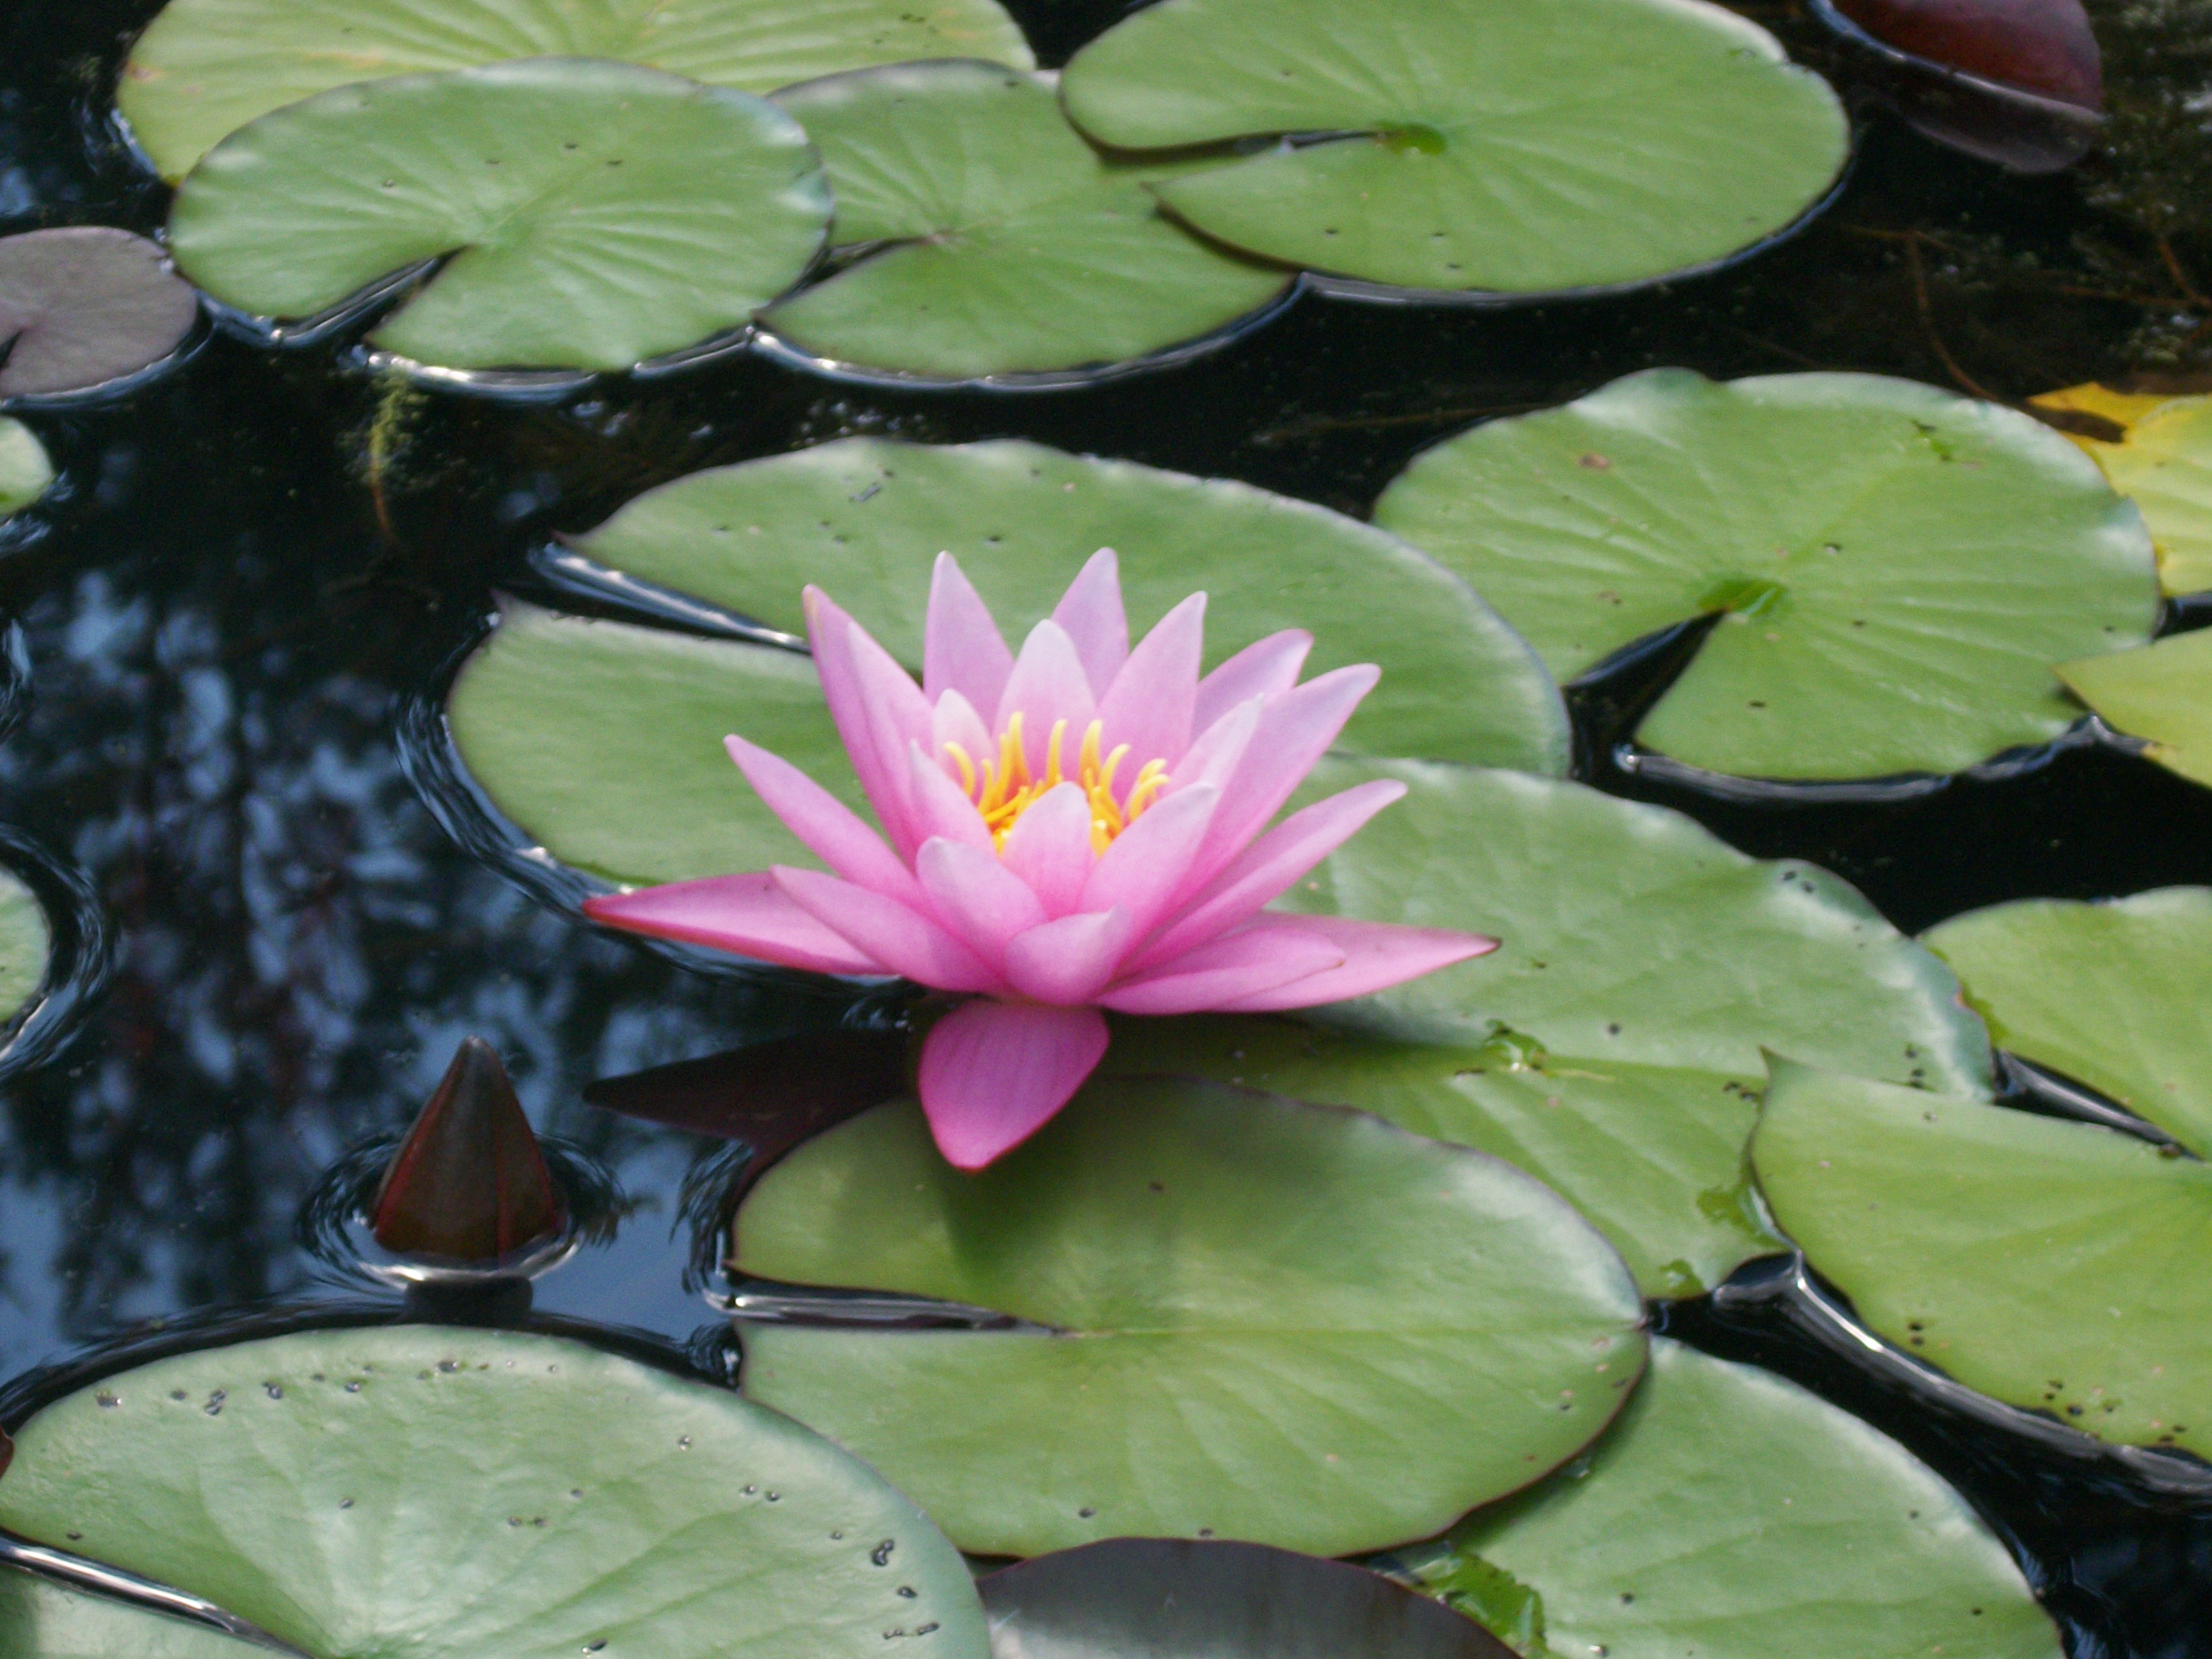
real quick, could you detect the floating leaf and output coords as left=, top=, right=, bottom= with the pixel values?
left=1107, top=759, right=1991, bottom=1297
left=1751, top=1059, right=2212, bottom=1458
left=118, top=0, right=1034, bottom=182
left=568, top=437, right=1568, bottom=772
left=0, top=1569, right=264, bottom=1659
left=980, top=1538, right=1515, bottom=1659
left=1829, top=0, right=2101, bottom=108
left=0, top=419, right=53, bottom=519
left=0, top=1326, right=989, bottom=1659
left=0, top=865, right=51, bottom=1029
left=585, top=1030, right=909, bottom=1143
left=369, top=1036, right=564, bottom=1259
left=1058, top=0, right=1848, bottom=295
left=2032, top=386, right=2212, bottom=594
left=760, top=63, right=1290, bottom=382
left=449, top=602, right=863, bottom=888
left=1393, top=1339, right=2060, bottom=1659
left=2056, top=628, right=2212, bottom=789
left=735, top=1077, right=1646, bottom=1558
left=1924, top=887, right=2212, bottom=1153
left=168, top=59, right=830, bottom=372
left=0, top=228, right=199, bottom=401
left=1374, top=369, right=2157, bottom=781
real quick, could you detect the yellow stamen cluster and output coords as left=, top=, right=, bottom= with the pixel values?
left=944, top=715, right=1170, bottom=854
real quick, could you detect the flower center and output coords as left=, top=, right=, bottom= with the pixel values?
left=943, top=714, right=1170, bottom=854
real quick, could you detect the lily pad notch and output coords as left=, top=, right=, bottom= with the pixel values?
left=0, top=228, right=201, bottom=405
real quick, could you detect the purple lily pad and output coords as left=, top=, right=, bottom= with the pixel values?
left=1832, top=0, right=2102, bottom=109
left=0, top=227, right=199, bottom=401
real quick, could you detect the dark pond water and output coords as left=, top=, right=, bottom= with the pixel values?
left=2, top=0, right=2210, bottom=1652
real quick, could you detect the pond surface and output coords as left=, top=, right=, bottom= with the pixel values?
left=2, top=0, right=2210, bottom=1652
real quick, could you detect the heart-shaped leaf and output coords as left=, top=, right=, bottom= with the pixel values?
left=979, top=1538, right=1515, bottom=1659
left=168, top=59, right=830, bottom=372
left=1752, top=1059, right=2212, bottom=1459
left=1374, top=369, right=2158, bottom=781
left=0, top=229, right=199, bottom=401
left=2033, top=386, right=2212, bottom=594
left=1, top=1570, right=264, bottom=1659
left=1391, top=1338, right=2061, bottom=1659
left=0, top=1326, right=989, bottom=1659
left=119, top=0, right=1034, bottom=182
left=1059, top=0, right=1848, bottom=295
left=1107, top=757, right=1991, bottom=1297
left=734, top=1076, right=1646, bottom=1558
left=760, top=62, right=1291, bottom=383
left=0, top=420, right=53, bottom=520
left=2055, top=628, right=2212, bottom=790
left=1924, top=887, right=2212, bottom=1153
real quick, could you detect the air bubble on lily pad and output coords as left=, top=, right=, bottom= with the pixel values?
left=0, top=228, right=201, bottom=405
left=118, top=0, right=1036, bottom=182
left=166, top=58, right=831, bottom=375
left=1058, top=0, right=1850, bottom=298
left=759, top=61, right=1293, bottom=385
left=1373, top=368, right=2158, bottom=784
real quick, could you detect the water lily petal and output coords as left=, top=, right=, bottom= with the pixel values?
left=998, top=781, right=1096, bottom=917
left=907, top=741, right=995, bottom=851
left=1135, top=778, right=1407, bottom=969
left=1211, top=914, right=1496, bottom=1012
left=917, top=837, right=1048, bottom=966
left=723, top=734, right=924, bottom=909
left=924, top=551, right=1014, bottom=716
left=1004, top=906, right=1140, bottom=1005
left=1050, top=547, right=1130, bottom=695
left=1192, top=628, right=1312, bottom=733
left=916, top=999, right=1110, bottom=1170
left=1098, top=916, right=1346, bottom=1016
left=997, top=618, right=1097, bottom=775
left=772, top=865, right=1005, bottom=994
left=1098, top=591, right=1205, bottom=769
left=1079, top=781, right=1219, bottom=941
left=930, top=688, right=995, bottom=782
left=1168, top=693, right=1262, bottom=797
left=583, top=873, right=884, bottom=977
left=806, top=586, right=932, bottom=857
left=1191, top=664, right=1381, bottom=889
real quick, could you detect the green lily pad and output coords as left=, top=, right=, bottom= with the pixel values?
left=2034, top=385, right=2212, bottom=595
left=2055, top=627, right=2212, bottom=790
left=571, top=436, right=1568, bottom=771
left=0, top=419, right=53, bottom=519
left=119, top=0, right=1034, bottom=182
left=448, top=601, right=859, bottom=888
left=1107, top=759, right=1990, bottom=1297
left=1924, top=887, right=2212, bottom=1154
left=0, top=1571, right=263, bottom=1659
left=0, top=865, right=51, bottom=1028
left=1374, top=369, right=2158, bottom=781
left=0, top=1326, right=988, bottom=1658
left=760, top=62, right=1290, bottom=383
left=1751, top=1059, right=2212, bottom=1458
left=1058, top=0, right=1848, bottom=295
left=1391, top=1339, right=2060, bottom=1659
left=168, top=59, right=830, bottom=372
left=735, top=1076, right=1647, bottom=1558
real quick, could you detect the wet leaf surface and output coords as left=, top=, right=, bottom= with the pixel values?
left=1060, top=0, right=1848, bottom=294
left=2057, top=627, right=2212, bottom=789
left=1374, top=369, right=2158, bottom=780
left=1109, top=758, right=1990, bottom=1297
left=0, top=1326, right=988, bottom=1659
left=735, top=1076, right=1646, bottom=1558
left=0, top=228, right=199, bottom=401
left=1392, top=1339, right=2061, bottom=1659
left=980, top=1537, right=1514, bottom=1659
left=0, top=1569, right=264, bottom=1659
left=763, top=63, right=1291, bottom=382
left=168, top=59, right=829, bottom=372
left=1752, top=1059, right=2212, bottom=1459
left=1924, top=886, right=2212, bottom=1152
left=119, top=0, right=1034, bottom=182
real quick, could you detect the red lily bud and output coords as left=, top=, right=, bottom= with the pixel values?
left=370, top=1038, right=564, bottom=1260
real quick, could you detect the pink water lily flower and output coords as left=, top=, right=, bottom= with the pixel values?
left=583, top=550, right=1496, bottom=1169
